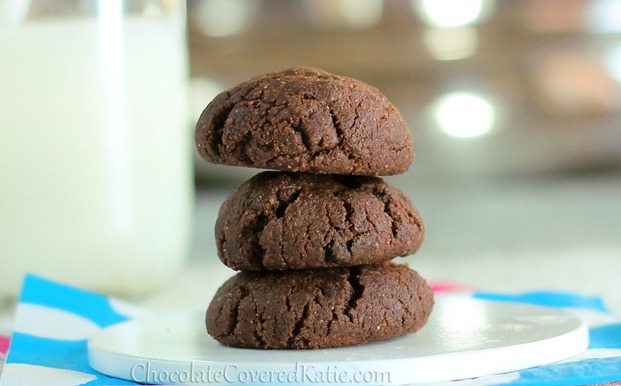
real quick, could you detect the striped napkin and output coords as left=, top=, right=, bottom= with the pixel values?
left=1, top=274, right=620, bottom=385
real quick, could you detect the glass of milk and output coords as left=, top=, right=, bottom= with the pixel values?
left=0, top=0, right=191, bottom=297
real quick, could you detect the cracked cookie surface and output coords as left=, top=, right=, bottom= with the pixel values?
left=205, top=262, right=434, bottom=349
left=215, top=172, right=424, bottom=271
left=195, top=67, right=413, bottom=176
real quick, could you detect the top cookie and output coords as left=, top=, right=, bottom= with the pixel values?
left=195, top=67, right=413, bottom=176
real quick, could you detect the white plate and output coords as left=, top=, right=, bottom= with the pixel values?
left=88, top=295, right=588, bottom=385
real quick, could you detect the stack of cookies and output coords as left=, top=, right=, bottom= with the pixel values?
left=195, top=68, right=434, bottom=349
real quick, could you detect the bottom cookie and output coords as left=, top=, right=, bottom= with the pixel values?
left=206, top=263, right=434, bottom=349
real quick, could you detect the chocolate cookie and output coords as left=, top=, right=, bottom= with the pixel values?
left=195, top=67, right=413, bottom=176
left=215, top=172, right=424, bottom=271
left=206, top=262, right=434, bottom=349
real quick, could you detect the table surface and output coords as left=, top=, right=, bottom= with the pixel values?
left=2, top=177, right=620, bottom=377
left=144, top=181, right=621, bottom=317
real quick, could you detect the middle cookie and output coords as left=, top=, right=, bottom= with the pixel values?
left=215, top=172, right=425, bottom=271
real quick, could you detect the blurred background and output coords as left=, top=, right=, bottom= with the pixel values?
left=1, top=0, right=621, bottom=336
left=187, top=0, right=621, bottom=312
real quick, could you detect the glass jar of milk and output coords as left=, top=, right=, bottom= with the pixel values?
left=0, top=0, right=191, bottom=297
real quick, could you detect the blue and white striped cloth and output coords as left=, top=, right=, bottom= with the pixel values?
left=1, top=274, right=621, bottom=385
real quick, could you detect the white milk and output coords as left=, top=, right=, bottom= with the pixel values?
left=0, top=15, right=191, bottom=297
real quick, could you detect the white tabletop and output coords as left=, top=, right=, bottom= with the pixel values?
left=144, top=183, right=621, bottom=317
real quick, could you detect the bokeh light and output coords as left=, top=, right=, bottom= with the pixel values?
left=604, top=44, right=621, bottom=83
left=433, top=92, right=496, bottom=139
left=586, top=0, right=621, bottom=33
left=414, top=0, right=493, bottom=28
left=423, top=27, right=479, bottom=61
left=195, top=0, right=253, bottom=37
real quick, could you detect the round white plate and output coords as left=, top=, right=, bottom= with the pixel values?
left=88, top=295, right=588, bottom=385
